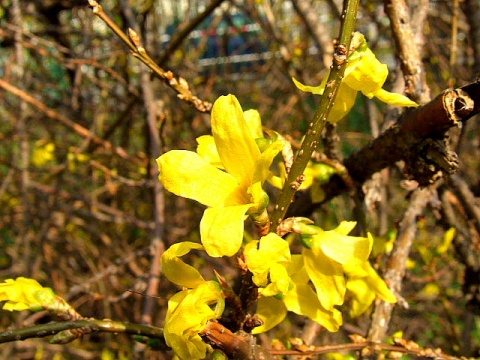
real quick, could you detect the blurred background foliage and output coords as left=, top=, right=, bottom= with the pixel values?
left=0, top=0, right=479, bottom=359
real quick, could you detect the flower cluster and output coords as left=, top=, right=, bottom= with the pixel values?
left=154, top=33, right=403, bottom=357
left=246, top=221, right=396, bottom=333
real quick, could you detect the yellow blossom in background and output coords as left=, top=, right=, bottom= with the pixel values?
left=293, top=32, right=419, bottom=123
left=157, top=95, right=282, bottom=257
left=0, top=277, right=55, bottom=312
left=31, top=141, right=56, bottom=167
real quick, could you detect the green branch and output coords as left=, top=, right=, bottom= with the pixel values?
left=0, top=319, right=164, bottom=345
left=270, top=0, right=360, bottom=231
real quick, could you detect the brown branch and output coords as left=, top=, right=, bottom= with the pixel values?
left=31, top=181, right=154, bottom=230
left=201, top=321, right=274, bottom=360
left=384, top=0, right=431, bottom=103
left=366, top=185, right=438, bottom=344
left=448, top=174, right=480, bottom=237
left=287, top=80, right=480, bottom=218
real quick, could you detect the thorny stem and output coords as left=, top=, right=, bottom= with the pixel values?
left=270, top=0, right=360, bottom=232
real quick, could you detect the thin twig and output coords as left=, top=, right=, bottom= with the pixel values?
left=87, top=0, right=212, bottom=113
left=0, top=319, right=164, bottom=345
left=0, top=78, right=139, bottom=164
left=158, top=0, right=227, bottom=66
left=117, top=0, right=166, bottom=331
left=384, top=0, right=431, bottom=103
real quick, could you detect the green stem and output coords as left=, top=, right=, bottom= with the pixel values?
left=0, top=319, right=164, bottom=344
left=270, top=0, right=360, bottom=231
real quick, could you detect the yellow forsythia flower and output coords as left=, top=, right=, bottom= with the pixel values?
left=164, top=281, right=224, bottom=360
left=253, top=254, right=342, bottom=334
left=344, top=260, right=397, bottom=317
left=244, top=233, right=292, bottom=297
left=293, top=32, right=419, bottom=123
left=0, top=277, right=55, bottom=311
left=157, top=95, right=282, bottom=257
left=302, top=222, right=373, bottom=311
left=253, top=222, right=374, bottom=334
left=161, top=242, right=225, bottom=360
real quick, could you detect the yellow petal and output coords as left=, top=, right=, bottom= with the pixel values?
left=211, top=95, right=261, bottom=190
left=361, top=262, right=397, bottom=303
left=253, top=140, right=283, bottom=184
left=200, top=204, right=252, bottom=257
left=303, top=248, right=345, bottom=310
left=162, top=242, right=206, bottom=288
left=0, top=278, right=54, bottom=312
left=374, top=88, right=419, bottom=107
left=288, top=254, right=310, bottom=284
left=346, top=278, right=376, bottom=317
left=292, top=76, right=328, bottom=95
left=283, top=283, right=342, bottom=332
left=292, top=76, right=357, bottom=124
left=344, top=50, right=387, bottom=98
left=345, top=261, right=396, bottom=317
left=164, top=281, right=224, bottom=360
left=328, top=83, right=358, bottom=123
left=157, top=150, right=247, bottom=208
left=245, top=233, right=290, bottom=278
left=243, top=109, right=264, bottom=139
left=259, top=264, right=290, bottom=297
left=247, top=182, right=269, bottom=215
left=196, top=135, right=223, bottom=169
left=317, top=225, right=372, bottom=265
left=252, top=296, right=287, bottom=334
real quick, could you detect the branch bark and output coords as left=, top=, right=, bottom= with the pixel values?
left=287, top=80, right=480, bottom=218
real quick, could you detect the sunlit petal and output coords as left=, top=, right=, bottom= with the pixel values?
left=253, top=140, right=283, bottom=184
left=211, top=95, right=261, bottom=190
left=292, top=75, right=328, bottom=95
left=200, top=204, right=253, bottom=257
left=283, top=283, right=342, bottom=332
left=374, top=88, right=419, bottom=107
left=196, top=135, right=223, bottom=169
left=157, top=150, right=247, bottom=207
left=162, top=242, right=206, bottom=288
left=243, top=109, right=264, bottom=140
left=303, top=248, right=345, bottom=310
left=252, top=296, right=287, bottom=334
left=344, top=50, right=387, bottom=98
left=164, top=281, right=224, bottom=360
left=317, top=225, right=372, bottom=265
left=328, top=83, right=358, bottom=123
